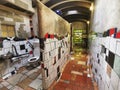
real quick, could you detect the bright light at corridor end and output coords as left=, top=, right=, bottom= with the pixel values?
left=90, top=3, right=94, bottom=11
left=87, top=21, right=90, bottom=24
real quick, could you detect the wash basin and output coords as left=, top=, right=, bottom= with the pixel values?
left=11, top=57, right=19, bottom=60
left=28, top=56, right=39, bottom=63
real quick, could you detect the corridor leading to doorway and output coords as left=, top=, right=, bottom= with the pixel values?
left=49, top=51, right=98, bottom=90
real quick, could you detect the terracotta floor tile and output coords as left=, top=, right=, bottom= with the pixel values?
left=49, top=53, right=97, bottom=90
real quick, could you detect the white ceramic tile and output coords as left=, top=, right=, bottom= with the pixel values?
left=44, top=53, right=48, bottom=61
left=14, top=63, right=23, bottom=70
left=0, top=49, right=4, bottom=55
left=106, top=49, right=109, bottom=56
left=0, top=84, right=3, bottom=88
left=15, top=42, right=20, bottom=46
left=3, top=40, right=11, bottom=48
left=51, top=42, right=54, bottom=50
left=113, top=55, right=120, bottom=78
left=4, top=48, right=10, bottom=54
left=21, top=50, right=26, bottom=54
left=19, top=41, right=24, bottom=44
left=45, top=43, right=50, bottom=52
left=10, top=41, right=16, bottom=45
left=109, top=38, right=116, bottom=53
left=16, top=45, right=20, bottom=50
left=37, top=74, right=42, bottom=80
left=49, top=58, right=53, bottom=66
left=58, top=41, right=61, bottom=47
left=8, top=67, right=15, bottom=73
left=109, top=83, right=114, bottom=90
left=55, top=41, right=58, bottom=48
left=118, top=80, right=120, bottom=90
left=2, top=73, right=12, bottom=79
left=45, top=39, right=50, bottom=43
left=29, top=79, right=42, bottom=89
left=105, top=74, right=110, bottom=87
left=1, top=81, right=10, bottom=87
left=52, top=50, right=55, bottom=57
left=23, top=41, right=27, bottom=44
left=104, top=37, right=110, bottom=49
left=7, top=84, right=13, bottom=89
left=101, top=38, right=105, bottom=45
left=110, top=70, right=119, bottom=90
left=116, top=40, right=120, bottom=56
left=105, top=83, right=109, bottom=90
left=55, top=49, right=58, bottom=55
left=48, top=66, right=54, bottom=74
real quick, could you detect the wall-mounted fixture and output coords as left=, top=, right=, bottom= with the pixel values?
left=12, top=44, right=19, bottom=57
left=26, top=41, right=34, bottom=50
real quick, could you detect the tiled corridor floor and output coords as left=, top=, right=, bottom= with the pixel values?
left=0, top=66, right=42, bottom=90
left=49, top=52, right=98, bottom=90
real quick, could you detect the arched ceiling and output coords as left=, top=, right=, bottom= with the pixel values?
left=40, top=0, right=94, bottom=23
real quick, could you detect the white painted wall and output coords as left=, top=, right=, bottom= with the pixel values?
left=92, top=0, right=120, bottom=33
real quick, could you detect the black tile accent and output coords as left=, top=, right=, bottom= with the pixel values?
left=25, top=49, right=28, bottom=52
left=40, top=52, right=43, bottom=61
left=105, top=56, right=108, bottom=62
left=95, top=68, right=97, bottom=73
left=45, top=68, right=49, bottom=77
left=97, top=53, right=99, bottom=58
left=40, top=38, right=45, bottom=49
left=11, top=71, right=16, bottom=75
left=58, top=47, right=61, bottom=60
left=49, top=52, right=51, bottom=56
left=104, top=48, right=106, bottom=53
left=98, top=59, right=100, bottom=64
left=101, top=45, right=106, bottom=53
left=20, top=44, right=25, bottom=50
left=57, top=66, right=60, bottom=79
left=65, top=41, right=68, bottom=47
left=0, top=39, right=3, bottom=48
left=62, top=50, right=64, bottom=54
left=108, top=51, right=115, bottom=68
left=53, top=56, right=56, bottom=65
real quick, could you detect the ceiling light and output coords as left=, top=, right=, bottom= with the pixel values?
left=67, top=10, right=78, bottom=14
left=55, top=10, right=62, bottom=15
left=87, top=21, right=90, bottom=24
left=90, top=3, right=94, bottom=11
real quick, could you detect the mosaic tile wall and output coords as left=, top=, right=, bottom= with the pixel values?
left=90, top=37, right=120, bottom=90
left=42, top=36, right=70, bottom=89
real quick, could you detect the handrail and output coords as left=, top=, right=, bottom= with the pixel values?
left=12, top=44, right=19, bottom=57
